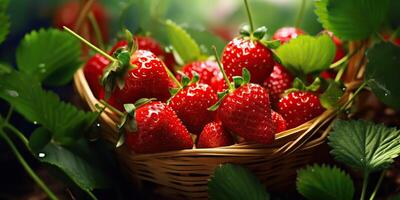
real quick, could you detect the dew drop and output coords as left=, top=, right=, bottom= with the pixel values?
left=33, top=121, right=38, bottom=125
left=5, top=89, right=19, bottom=97
left=384, top=93, right=388, bottom=96
left=38, top=152, right=46, bottom=158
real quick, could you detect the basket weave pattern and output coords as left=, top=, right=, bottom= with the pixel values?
left=73, top=41, right=366, bottom=199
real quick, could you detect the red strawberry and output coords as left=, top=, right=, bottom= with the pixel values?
left=277, top=91, right=325, bottom=129
left=108, top=50, right=171, bottom=110
left=221, top=37, right=274, bottom=84
left=221, top=0, right=275, bottom=85
left=109, top=36, right=175, bottom=72
left=83, top=54, right=109, bottom=98
left=197, top=121, right=234, bottom=148
left=320, top=70, right=336, bottom=80
left=322, top=31, right=346, bottom=62
left=263, top=63, right=294, bottom=108
left=177, top=61, right=223, bottom=92
left=125, top=102, right=193, bottom=153
left=169, top=83, right=218, bottom=135
left=217, top=83, right=275, bottom=144
left=272, top=27, right=305, bottom=44
left=54, top=1, right=109, bottom=44
left=271, top=110, right=287, bottom=133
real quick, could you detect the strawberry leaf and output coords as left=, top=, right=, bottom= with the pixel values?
left=260, top=39, right=281, bottom=49
left=320, top=80, right=345, bottom=109
left=328, top=120, right=400, bottom=173
left=297, top=164, right=354, bottom=200
left=37, top=141, right=111, bottom=194
left=0, top=71, right=97, bottom=145
left=16, top=29, right=81, bottom=86
left=276, top=35, right=336, bottom=76
left=0, top=62, right=11, bottom=75
left=365, top=42, right=400, bottom=109
left=208, top=164, right=270, bottom=200
left=165, top=20, right=202, bottom=64
left=315, top=0, right=390, bottom=40
left=0, top=13, right=9, bottom=45
left=29, top=127, right=52, bottom=153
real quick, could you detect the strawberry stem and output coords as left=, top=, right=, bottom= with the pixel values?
left=74, top=0, right=94, bottom=31
left=63, top=26, right=117, bottom=63
left=163, top=64, right=182, bottom=88
left=295, top=0, right=306, bottom=28
left=88, top=11, right=105, bottom=50
left=212, top=46, right=234, bottom=91
left=244, top=0, right=254, bottom=33
left=99, top=99, right=124, bottom=116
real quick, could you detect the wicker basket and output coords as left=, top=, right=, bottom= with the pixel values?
left=73, top=41, right=367, bottom=199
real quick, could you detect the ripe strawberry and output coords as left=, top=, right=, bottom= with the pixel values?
left=107, top=50, right=171, bottom=110
left=177, top=61, right=224, bottom=92
left=271, top=110, right=287, bottom=133
left=320, top=70, right=336, bottom=80
left=169, top=83, right=218, bottom=135
left=53, top=1, right=109, bottom=43
left=217, top=83, right=274, bottom=144
left=222, top=37, right=274, bottom=84
left=277, top=91, right=325, bottom=129
left=125, top=101, right=193, bottom=153
left=83, top=54, right=109, bottom=98
left=109, top=36, right=175, bottom=72
left=197, top=121, right=234, bottom=148
left=272, top=27, right=305, bottom=44
left=221, top=0, right=275, bottom=84
left=263, top=63, right=294, bottom=108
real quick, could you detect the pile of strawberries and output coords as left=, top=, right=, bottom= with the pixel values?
left=79, top=4, right=346, bottom=154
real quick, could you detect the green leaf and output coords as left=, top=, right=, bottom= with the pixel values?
left=29, top=127, right=52, bottom=153
left=232, top=76, right=244, bottom=88
left=276, top=35, right=336, bottom=76
left=320, top=81, right=345, bottom=109
left=16, top=28, right=81, bottom=86
left=253, top=26, right=267, bottom=39
left=297, top=164, right=354, bottom=200
left=365, top=42, right=400, bottom=109
left=165, top=20, right=202, bottom=64
left=0, top=62, right=12, bottom=75
left=242, top=68, right=251, bottom=84
left=0, top=71, right=97, bottom=145
left=315, top=0, right=390, bottom=40
left=260, top=39, right=281, bottom=49
left=328, top=120, right=400, bottom=173
left=208, top=164, right=270, bottom=200
left=0, top=13, right=9, bottom=45
left=181, top=75, right=191, bottom=87
left=37, top=141, right=110, bottom=195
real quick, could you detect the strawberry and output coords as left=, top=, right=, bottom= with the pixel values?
left=54, top=1, right=109, bottom=43
left=382, top=33, right=400, bottom=46
left=197, top=121, right=234, bottom=148
left=107, top=50, right=172, bottom=110
left=271, top=110, right=287, bottom=133
left=216, top=83, right=274, bottom=144
left=222, top=37, right=274, bottom=85
left=109, top=36, right=175, bottom=72
left=169, top=83, right=218, bottom=135
left=83, top=54, right=109, bottom=98
left=320, top=70, right=336, bottom=80
left=272, top=27, right=305, bottom=44
left=125, top=101, right=193, bottom=153
left=210, top=46, right=275, bottom=144
left=221, top=0, right=275, bottom=84
left=277, top=91, right=325, bottom=129
left=263, top=63, right=294, bottom=108
left=177, top=60, right=224, bottom=92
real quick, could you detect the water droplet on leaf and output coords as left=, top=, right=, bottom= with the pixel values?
left=5, top=89, right=19, bottom=97
left=38, top=152, right=46, bottom=158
